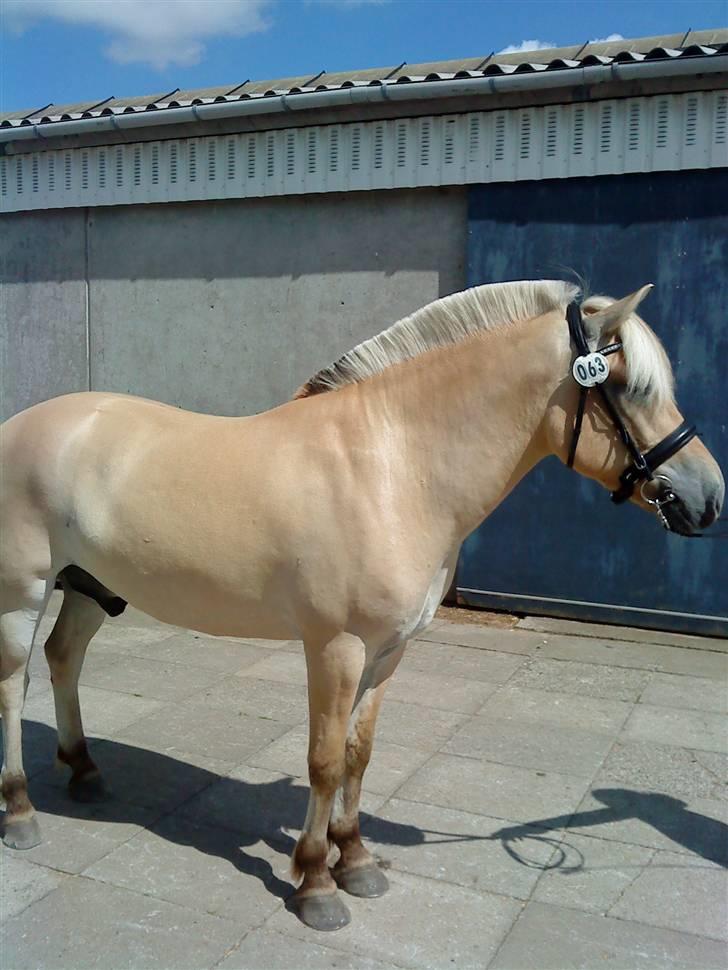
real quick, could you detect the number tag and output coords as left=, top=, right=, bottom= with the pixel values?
left=572, top=352, right=610, bottom=388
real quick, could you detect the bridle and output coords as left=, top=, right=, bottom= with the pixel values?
left=565, top=301, right=698, bottom=527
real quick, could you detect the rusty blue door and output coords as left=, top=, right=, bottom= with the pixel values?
left=458, top=170, right=728, bottom=636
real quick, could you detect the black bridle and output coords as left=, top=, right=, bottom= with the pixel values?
left=565, top=301, right=698, bottom=514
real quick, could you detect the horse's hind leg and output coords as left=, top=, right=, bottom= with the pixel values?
left=44, top=583, right=107, bottom=802
left=291, top=632, right=365, bottom=931
left=328, top=647, right=404, bottom=898
left=0, top=580, right=51, bottom=849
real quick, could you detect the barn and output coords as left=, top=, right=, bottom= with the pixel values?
left=1, top=30, right=726, bottom=635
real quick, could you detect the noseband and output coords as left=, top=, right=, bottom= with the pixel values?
left=565, top=302, right=697, bottom=521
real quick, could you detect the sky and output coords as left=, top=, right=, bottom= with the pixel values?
left=1, top=0, right=726, bottom=114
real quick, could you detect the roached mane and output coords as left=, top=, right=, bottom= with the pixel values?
left=295, top=280, right=580, bottom=398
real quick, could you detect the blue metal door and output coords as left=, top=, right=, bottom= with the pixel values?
left=459, top=170, right=728, bottom=636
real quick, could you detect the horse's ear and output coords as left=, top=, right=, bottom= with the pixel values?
left=583, top=284, right=654, bottom=340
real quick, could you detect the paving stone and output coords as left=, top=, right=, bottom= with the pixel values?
left=0, top=855, right=66, bottom=922
left=568, top=787, right=728, bottom=860
left=218, top=929, right=401, bottom=969
left=478, top=685, right=633, bottom=733
left=118, top=696, right=291, bottom=764
left=397, top=753, right=590, bottom=823
left=84, top=815, right=288, bottom=925
left=265, top=869, right=521, bottom=970
left=417, top=622, right=540, bottom=655
left=247, top=725, right=431, bottom=797
left=639, top=672, right=728, bottom=714
left=539, top=635, right=728, bottom=679
left=608, top=849, right=728, bottom=940
left=405, top=639, right=529, bottom=683
left=9, top=782, right=160, bottom=874
left=509, top=658, right=651, bottom=702
left=78, top=653, right=227, bottom=702
left=99, top=631, right=271, bottom=672
left=195, top=677, right=308, bottom=727
left=0, top=875, right=247, bottom=970
left=489, top=900, right=726, bottom=969
left=374, top=700, right=467, bottom=751
left=532, top=833, right=654, bottom=913
left=237, top=650, right=308, bottom=686
left=443, top=715, right=615, bottom=777
left=595, top=740, right=728, bottom=803
left=362, top=798, right=555, bottom=899
left=23, top=685, right=165, bottom=736
left=517, top=615, right=728, bottom=652
left=40, top=736, right=238, bottom=813
left=621, top=704, right=728, bottom=754
left=385, top=666, right=499, bottom=714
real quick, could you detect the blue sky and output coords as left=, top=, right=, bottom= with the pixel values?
left=1, top=0, right=726, bottom=114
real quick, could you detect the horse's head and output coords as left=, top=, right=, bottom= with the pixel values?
left=546, top=285, right=724, bottom=536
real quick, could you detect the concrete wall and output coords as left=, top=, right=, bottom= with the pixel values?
left=1, top=187, right=467, bottom=420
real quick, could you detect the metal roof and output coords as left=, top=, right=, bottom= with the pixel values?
left=3, top=29, right=727, bottom=128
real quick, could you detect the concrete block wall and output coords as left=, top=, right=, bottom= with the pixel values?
left=0, top=187, right=467, bottom=421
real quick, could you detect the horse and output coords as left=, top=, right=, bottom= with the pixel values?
left=0, top=280, right=723, bottom=931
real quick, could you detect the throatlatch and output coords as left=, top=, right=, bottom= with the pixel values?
left=565, top=301, right=698, bottom=516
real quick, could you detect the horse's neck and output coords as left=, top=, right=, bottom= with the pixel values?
left=370, top=312, right=566, bottom=542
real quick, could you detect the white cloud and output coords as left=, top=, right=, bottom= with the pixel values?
left=590, top=33, right=624, bottom=43
left=2, top=0, right=272, bottom=69
left=496, top=39, right=556, bottom=55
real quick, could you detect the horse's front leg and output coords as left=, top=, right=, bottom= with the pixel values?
left=328, top=644, right=404, bottom=898
left=292, top=632, right=365, bottom=931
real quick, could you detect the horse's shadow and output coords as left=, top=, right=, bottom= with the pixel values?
left=6, top=721, right=726, bottom=905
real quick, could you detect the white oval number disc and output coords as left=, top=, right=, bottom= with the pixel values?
left=572, top=352, right=610, bottom=388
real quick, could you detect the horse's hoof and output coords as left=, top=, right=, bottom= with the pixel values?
left=3, top=815, right=42, bottom=850
left=69, top=774, right=111, bottom=803
left=293, top=892, right=351, bottom=931
left=334, top=863, right=390, bottom=898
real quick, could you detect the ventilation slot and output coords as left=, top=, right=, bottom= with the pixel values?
left=351, top=127, right=361, bottom=170
left=599, top=104, right=612, bottom=153
left=307, top=131, right=317, bottom=174
left=247, top=139, right=256, bottom=178
left=545, top=109, right=558, bottom=157
left=169, top=144, right=178, bottom=184
left=91, top=152, right=98, bottom=189
left=468, top=116, right=480, bottom=163
left=115, top=147, right=124, bottom=187
left=716, top=95, right=727, bottom=144
left=15, top=157, right=23, bottom=194
left=329, top=129, right=339, bottom=172
left=444, top=119, right=456, bottom=164
left=226, top=139, right=235, bottom=179
left=64, top=152, right=72, bottom=190
left=420, top=120, right=431, bottom=166
left=189, top=142, right=197, bottom=182
left=81, top=151, right=89, bottom=190
left=373, top=125, right=384, bottom=169
left=133, top=146, right=142, bottom=186
left=656, top=100, right=669, bottom=148
left=207, top=141, right=216, bottom=181
left=32, top=155, right=39, bottom=192
left=573, top=108, right=584, bottom=155
left=266, top=134, right=275, bottom=177
left=396, top=123, right=407, bottom=168
left=0, top=159, right=6, bottom=196
left=151, top=145, right=160, bottom=184
left=519, top=114, right=531, bottom=160
left=286, top=132, right=295, bottom=175
left=628, top=103, right=641, bottom=151
left=684, top=97, right=698, bottom=146
left=494, top=116, right=506, bottom=161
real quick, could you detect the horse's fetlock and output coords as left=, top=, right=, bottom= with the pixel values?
left=1, top=771, right=33, bottom=818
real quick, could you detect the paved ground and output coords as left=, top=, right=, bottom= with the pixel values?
left=1, top=594, right=726, bottom=969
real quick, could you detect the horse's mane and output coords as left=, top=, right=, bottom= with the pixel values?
left=295, top=280, right=579, bottom=399
left=294, top=279, right=674, bottom=406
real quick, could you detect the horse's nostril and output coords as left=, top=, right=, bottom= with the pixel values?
left=699, top=498, right=718, bottom=530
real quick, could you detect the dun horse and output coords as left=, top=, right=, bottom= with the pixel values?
left=0, top=281, right=723, bottom=930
